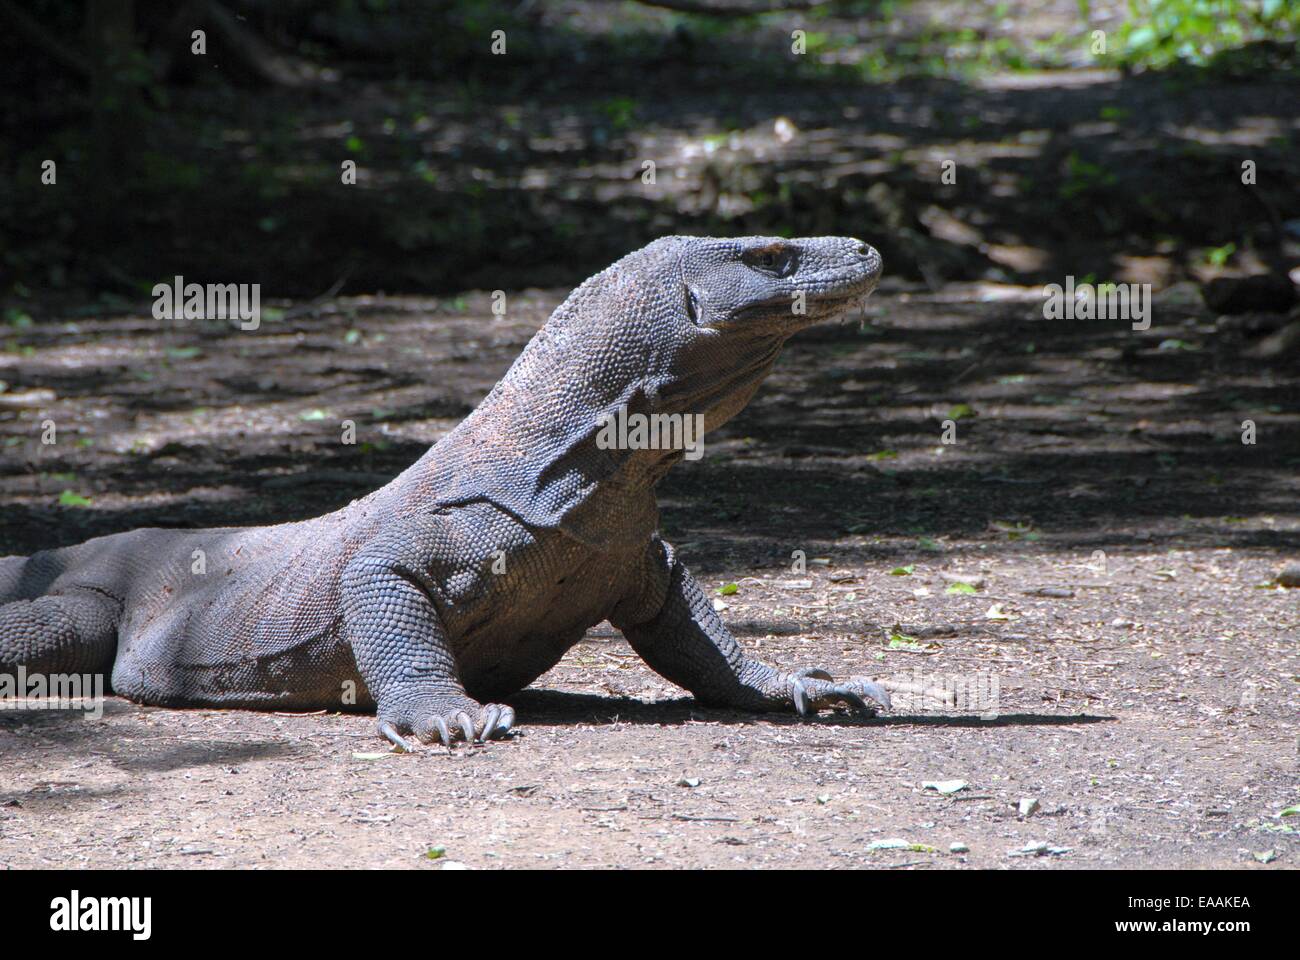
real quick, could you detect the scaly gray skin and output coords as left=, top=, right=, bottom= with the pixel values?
left=0, top=235, right=886, bottom=750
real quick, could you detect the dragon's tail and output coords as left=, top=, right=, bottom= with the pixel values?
left=0, top=552, right=119, bottom=677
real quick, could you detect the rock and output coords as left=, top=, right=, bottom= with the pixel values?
left=1018, top=797, right=1041, bottom=818
left=922, top=780, right=969, bottom=795
left=1202, top=274, right=1297, bottom=315
left=1251, top=320, right=1300, bottom=359
left=1276, top=564, right=1300, bottom=588
left=866, top=838, right=913, bottom=851
left=1008, top=840, right=1070, bottom=857
left=1151, top=281, right=1206, bottom=315
left=949, top=842, right=970, bottom=854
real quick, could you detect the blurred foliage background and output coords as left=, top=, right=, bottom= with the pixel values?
left=0, top=0, right=1296, bottom=302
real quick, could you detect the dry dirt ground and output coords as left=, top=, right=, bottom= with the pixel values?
left=0, top=280, right=1297, bottom=869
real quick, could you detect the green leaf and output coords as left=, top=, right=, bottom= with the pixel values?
left=425, top=846, right=446, bottom=860
left=1205, top=242, right=1236, bottom=267
left=888, top=631, right=933, bottom=652
left=918, top=537, right=943, bottom=552
left=947, top=403, right=976, bottom=420
left=57, top=490, right=92, bottom=507
left=890, top=565, right=915, bottom=576
left=717, top=582, right=739, bottom=596
left=945, top=581, right=977, bottom=595
left=1280, top=805, right=1300, bottom=817
left=1124, top=25, right=1157, bottom=53
left=866, top=449, right=898, bottom=461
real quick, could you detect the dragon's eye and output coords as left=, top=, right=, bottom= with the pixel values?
left=746, top=247, right=794, bottom=277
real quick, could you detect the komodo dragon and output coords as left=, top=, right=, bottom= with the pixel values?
left=1, top=235, right=887, bottom=749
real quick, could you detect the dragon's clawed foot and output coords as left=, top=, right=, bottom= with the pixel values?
left=378, top=694, right=515, bottom=751
left=786, top=666, right=892, bottom=718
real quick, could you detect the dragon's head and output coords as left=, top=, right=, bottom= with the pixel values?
left=629, top=234, right=883, bottom=431
left=673, top=234, right=882, bottom=337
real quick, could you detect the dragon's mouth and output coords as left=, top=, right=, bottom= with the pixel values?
left=804, top=259, right=883, bottom=296
left=731, top=278, right=879, bottom=328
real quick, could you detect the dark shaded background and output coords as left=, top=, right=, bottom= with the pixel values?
left=2, top=0, right=1298, bottom=299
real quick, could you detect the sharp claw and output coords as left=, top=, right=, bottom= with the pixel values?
left=480, top=705, right=500, bottom=742
left=795, top=668, right=834, bottom=682
left=434, top=716, right=452, bottom=748
left=456, top=712, right=476, bottom=744
left=791, top=678, right=811, bottom=717
left=379, top=721, right=416, bottom=753
left=497, top=706, right=515, bottom=737
left=834, top=687, right=872, bottom=714
left=851, top=680, right=892, bottom=711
